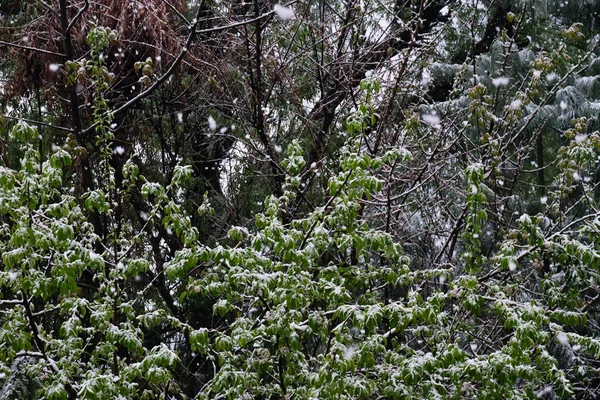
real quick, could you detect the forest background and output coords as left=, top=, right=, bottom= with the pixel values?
left=1, top=0, right=600, bottom=398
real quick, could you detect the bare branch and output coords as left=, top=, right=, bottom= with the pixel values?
left=67, top=0, right=90, bottom=32
left=0, top=40, right=66, bottom=57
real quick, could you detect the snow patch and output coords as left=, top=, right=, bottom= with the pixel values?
left=537, top=386, right=553, bottom=398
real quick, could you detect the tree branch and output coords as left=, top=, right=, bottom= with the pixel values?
left=0, top=40, right=66, bottom=57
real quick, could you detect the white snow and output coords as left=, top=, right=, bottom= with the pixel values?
left=422, top=113, right=441, bottom=128
left=208, top=115, right=217, bottom=130
left=557, top=332, right=569, bottom=345
left=546, top=72, right=557, bottom=82
left=510, top=99, right=522, bottom=109
left=537, top=386, right=553, bottom=397
left=508, top=260, right=517, bottom=272
left=344, top=344, right=357, bottom=360
left=492, top=77, right=510, bottom=87
left=273, top=4, right=294, bottom=21
left=49, top=64, right=60, bottom=72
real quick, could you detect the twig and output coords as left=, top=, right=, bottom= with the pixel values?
left=0, top=40, right=66, bottom=57
left=67, top=0, right=89, bottom=32
left=2, top=115, right=74, bottom=132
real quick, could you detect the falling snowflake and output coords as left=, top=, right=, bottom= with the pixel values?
left=273, top=4, right=294, bottom=20
left=208, top=115, right=217, bottom=130
left=344, top=345, right=357, bottom=360
left=422, top=113, right=441, bottom=128
left=557, top=332, right=569, bottom=345
left=492, top=77, right=510, bottom=87
left=510, top=99, right=522, bottom=109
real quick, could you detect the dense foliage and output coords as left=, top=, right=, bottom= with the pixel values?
left=1, top=0, right=600, bottom=398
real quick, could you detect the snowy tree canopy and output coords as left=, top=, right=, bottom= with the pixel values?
left=1, top=0, right=600, bottom=398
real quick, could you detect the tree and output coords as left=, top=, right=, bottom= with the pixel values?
left=1, top=0, right=600, bottom=398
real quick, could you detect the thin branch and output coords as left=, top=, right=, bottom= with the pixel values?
left=162, top=0, right=190, bottom=25
left=1, top=115, right=74, bottom=133
left=0, top=40, right=66, bottom=57
left=67, top=0, right=90, bottom=32
left=194, top=0, right=300, bottom=35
